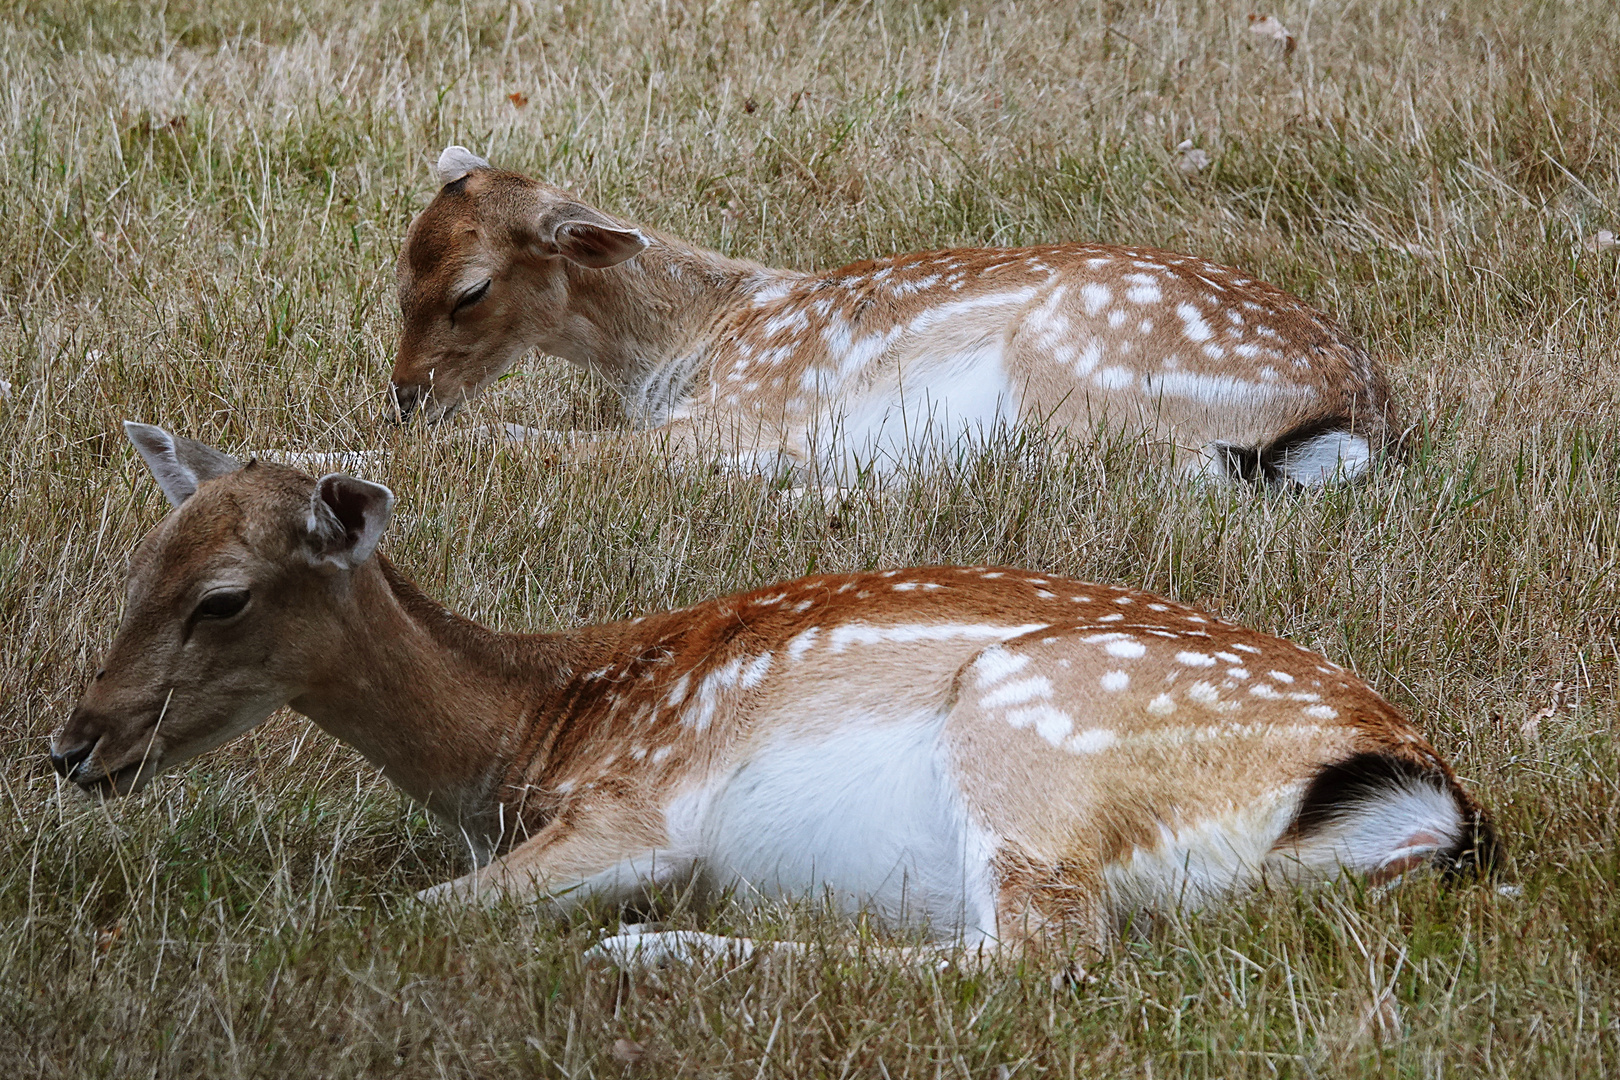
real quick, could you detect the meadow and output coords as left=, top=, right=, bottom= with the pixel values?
left=2, top=0, right=1618, bottom=1074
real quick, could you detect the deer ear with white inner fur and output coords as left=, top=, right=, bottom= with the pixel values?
left=306, top=474, right=396, bottom=570
left=435, top=145, right=490, bottom=186
left=124, top=421, right=243, bottom=508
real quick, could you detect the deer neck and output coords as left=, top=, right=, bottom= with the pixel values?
left=547, top=231, right=804, bottom=422
left=288, top=556, right=584, bottom=851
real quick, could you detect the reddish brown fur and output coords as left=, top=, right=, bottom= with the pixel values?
left=391, top=152, right=1396, bottom=485
left=54, top=439, right=1490, bottom=963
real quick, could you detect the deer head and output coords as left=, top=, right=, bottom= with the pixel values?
left=49, top=423, right=395, bottom=796
left=390, top=146, right=648, bottom=425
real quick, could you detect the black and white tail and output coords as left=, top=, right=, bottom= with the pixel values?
left=1215, top=415, right=1386, bottom=488
left=1283, top=752, right=1500, bottom=884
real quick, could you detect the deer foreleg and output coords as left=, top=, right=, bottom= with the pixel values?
left=419, top=809, right=691, bottom=913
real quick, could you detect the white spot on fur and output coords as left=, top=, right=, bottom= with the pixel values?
left=751, top=279, right=795, bottom=305
left=828, top=622, right=1047, bottom=653
left=1067, top=728, right=1119, bottom=754
left=740, top=653, right=774, bottom=689
left=1176, top=302, right=1213, bottom=342
left=1069, top=337, right=1101, bottom=375
left=788, top=627, right=821, bottom=660
left=982, top=676, right=1053, bottom=708
left=1005, top=704, right=1074, bottom=745
left=1101, top=670, right=1130, bottom=692
left=973, top=646, right=1031, bottom=687
left=1177, top=651, right=1216, bottom=667
left=1094, top=366, right=1134, bottom=390
left=1081, top=282, right=1112, bottom=315
left=1138, top=370, right=1295, bottom=407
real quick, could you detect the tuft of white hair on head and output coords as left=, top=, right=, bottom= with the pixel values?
left=435, top=145, right=491, bottom=186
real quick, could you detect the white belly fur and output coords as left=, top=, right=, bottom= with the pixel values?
left=805, top=340, right=1021, bottom=480
left=668, top=709, right=999, bottom=940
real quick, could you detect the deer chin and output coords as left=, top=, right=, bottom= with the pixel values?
left=79, top=759, right=162, bottom=798
left=386, top=380, right=467, bottom=425
left=421, top=395, right=464, bottom=425
left=71, top=703, right=282, bottom=799
left=392, top=384, right=468, bottom=426
left=73, top=734, right=166, bottom=798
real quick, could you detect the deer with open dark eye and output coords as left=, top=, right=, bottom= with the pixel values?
left=52, top=423, right=1494, bottom=967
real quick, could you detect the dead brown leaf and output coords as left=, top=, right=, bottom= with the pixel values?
left=508, top=91, right=529, bottom=108
left=1522, top=680, right=1572, bottom=743
left=95, top=919, right=124, bottom=954
left=612, top=1038, right=646, bottom=1065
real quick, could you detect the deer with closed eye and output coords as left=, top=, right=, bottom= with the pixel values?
left=51, top=423, right=1492, bottom=967
left=390, top=146, right=1398, bottom=487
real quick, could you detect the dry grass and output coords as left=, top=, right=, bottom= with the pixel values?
left=3, top=0, right=1619, bottom=1075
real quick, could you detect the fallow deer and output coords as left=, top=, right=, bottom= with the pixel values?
left=390, top=146, right=1398, bottom=486
left=51, top=423, right=1492, bottom=967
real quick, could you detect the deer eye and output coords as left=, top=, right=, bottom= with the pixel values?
left=451, top=279, right=491, bottom=320
left=195, top=589, right=250, bottom=620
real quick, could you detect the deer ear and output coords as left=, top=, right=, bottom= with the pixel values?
left=306, top=474, right=395, bottom=570
left=543, top=203, right=647, bottom=268
left=124, top=421, right=243, bottom=508
left=435, top=145, right=490, bottom=186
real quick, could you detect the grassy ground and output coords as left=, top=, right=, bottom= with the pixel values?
left=3, top=0, right=1619, bottom=1075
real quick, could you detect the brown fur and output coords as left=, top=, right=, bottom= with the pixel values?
left=54, top=448, right=1489, bottom=960
left=391, top=157, right=1396, bottom=484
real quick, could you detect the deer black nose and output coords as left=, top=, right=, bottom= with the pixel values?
left=50, top=740, right=95, bottom=779
left=387, top=383, right=421, bottom=425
